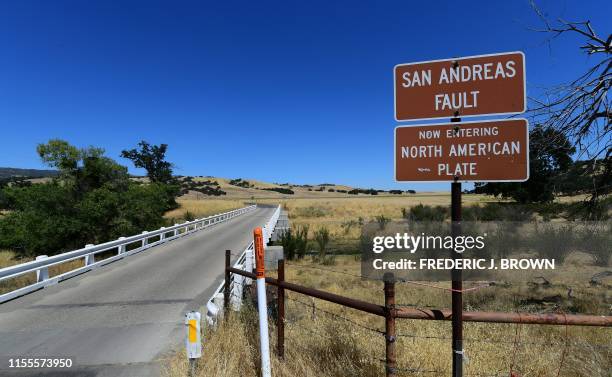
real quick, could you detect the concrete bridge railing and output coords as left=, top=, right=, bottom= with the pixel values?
left=206, top=204, right=282, bottom=325
left=0, top=205, right=257, bottom=304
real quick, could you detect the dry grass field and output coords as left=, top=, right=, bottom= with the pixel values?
left=176, top=193, right=495, bottom=240
left=165, top=198, right=249, bottom=220
left=259, top=194, right=492, bottom=236
left=162, top=254, right=611, bottom=377
left=162, top=194, right=610, bottom=377
left=2, top=189, right=608, bottom=376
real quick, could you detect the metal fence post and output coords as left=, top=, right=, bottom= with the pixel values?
left=384, top=277, right=396, bottom=377
left=277, top=259, right=285, bottom=359
left=224, top=249, right=231, bottom=317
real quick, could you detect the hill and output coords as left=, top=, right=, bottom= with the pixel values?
left=0, top=167, right=59, bottom=180
left=175, top=175, right=417, bottom=199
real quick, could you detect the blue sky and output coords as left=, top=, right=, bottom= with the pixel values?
left=0, top=0, right=609, bottom=190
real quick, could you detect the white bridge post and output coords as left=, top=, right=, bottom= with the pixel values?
left=36, top=255, right=49, bottom=282
left=84, top=244, right=95, bottom=266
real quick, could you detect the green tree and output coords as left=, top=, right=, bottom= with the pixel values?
left=121, top=141, right=173, bottom=183
left=475, top=125, right=575, bottom=203
left=0, top=140, right=178, bottom=257
left=37, top=139, right=129, bottom=195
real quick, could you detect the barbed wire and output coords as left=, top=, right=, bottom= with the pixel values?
left=394, top=366, right=444, bottom=375
left=284, top=262, right=367, bottom=279
left=396, top=303, right=441, bottom=309
left=397, top=279, right=492, bottom=293
left=286, top=318, right=342, bottom=341
left=223, top=283, right=608, bottom=377
left=396, top=331, right=612, bottom=350
left=286, top=295, right=385, bottom=335
left=285, top=336, right=386, bottom=368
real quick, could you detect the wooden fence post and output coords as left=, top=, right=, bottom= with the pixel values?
left=224, top=249, right=231, bottom=317
left=277, top=259, right=285, bottom=359
left=384, top=278, right=397, bottom=377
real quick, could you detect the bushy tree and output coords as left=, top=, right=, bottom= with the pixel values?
left=121, top=141, right=173, bottom=183
left=0, top=140, right=178, bottom=257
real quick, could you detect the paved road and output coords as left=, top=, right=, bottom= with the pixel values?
left=0, top=206, right=276, bottom=377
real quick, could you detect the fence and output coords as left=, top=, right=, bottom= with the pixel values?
left=0, top=204, right=257, bottom=304
left=205, top=205, right=282, bottom=325
left=224, top=258, right=612, bottom=377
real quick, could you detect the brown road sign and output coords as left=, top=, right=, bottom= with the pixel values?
left=394, top=52, right=525, bottom=121
left=395, top=119, right=529, bottom=182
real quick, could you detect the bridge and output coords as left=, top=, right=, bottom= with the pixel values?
left=0, top=204, right=282, bottom=377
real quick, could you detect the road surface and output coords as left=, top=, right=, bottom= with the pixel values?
left=0, top=206, right=276, bottom=377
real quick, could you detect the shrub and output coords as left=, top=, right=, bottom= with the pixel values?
left=532, top=224, right=575, bottom=265
left=279, top=229, right=297, bottom=260
left=229, top=178, right=252, bottom=188
left=183, top=211, right=196, bottom=222
left=580, top=223, right=611, bottom=266
left=565, top=197, right=611, bottom=220
left=295, top=225, right=309, bottom=259
left=341, top=220, right=358, bottom=235
left=462, top=203, right=533, bottom=221
left=261, top=187, right=294, bottom=195
left=348, top=188, right=378, bottom=195
left=293, top=206, right=327, bottom=218
left=486, top=222, right=519, bottom=258
left=314, top=227, right=330, bottom=260
left=404, top=204, right=448, bottom=222
left=375, top=215, right=390, bottom=230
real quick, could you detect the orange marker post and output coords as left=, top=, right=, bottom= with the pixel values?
left=253, top=227, right=271, bottom=377
left=254, top=228, right=265, bottom=279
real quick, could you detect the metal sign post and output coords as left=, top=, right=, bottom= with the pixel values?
left=393, top=51, right=528, bottom=377
left=185, top=311, right=202, bottom=377
left=254, top=227, right=272, bottom=377
left=450, top=117, right=463, bottom=377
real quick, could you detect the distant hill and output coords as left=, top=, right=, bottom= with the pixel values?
left=0, top=168, right=417, bottom=198
left=0, top=167, right=59, bottom=179
left=175, top=176, right=417, bottom=199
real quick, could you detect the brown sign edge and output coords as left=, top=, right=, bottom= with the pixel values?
left=393, top=51, right=527, bottom=122
left=393, top=118, right=530, bottom=183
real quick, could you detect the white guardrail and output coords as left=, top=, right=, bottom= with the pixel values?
left=206, top=205, right=281, bottom=325
left=0, top=205, right=257, bottom=304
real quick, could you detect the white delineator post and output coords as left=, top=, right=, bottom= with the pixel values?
left=254, top=227, right=271, bottom=377
left=185, top=311, right=202, bottom=376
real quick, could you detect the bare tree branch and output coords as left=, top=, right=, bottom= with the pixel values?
left=528, top=1, right=611, bottom=206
